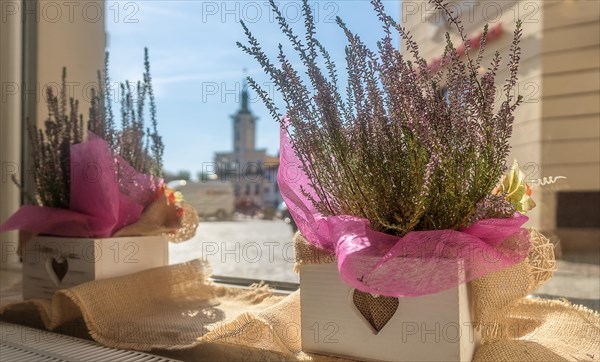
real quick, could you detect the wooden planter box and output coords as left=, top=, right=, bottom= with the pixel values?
left=300, top=262, right=480, bottom=361
left=21, top=236, right=168, bottom=300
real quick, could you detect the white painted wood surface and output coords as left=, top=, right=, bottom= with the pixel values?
left=22, top=236, right=168, bottom=300
left=300, top=263, right=480, bottom=361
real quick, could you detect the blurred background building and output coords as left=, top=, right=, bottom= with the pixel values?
left=214, top=83, right=282, bottom=213
left=401, top=0, right=600, bottom=253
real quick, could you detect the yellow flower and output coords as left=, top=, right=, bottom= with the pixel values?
left=173, top=191, right=184, bottom=204
left=495, top=160, right=536, bottom=213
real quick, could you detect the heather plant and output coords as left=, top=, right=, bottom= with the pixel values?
left=238, top=0, right=523, bottom=236
left=15, top=48, right=164, bottom=209
left=18, top=68, right=86, bottom=208
left=89, top=48, right=164, bottom=176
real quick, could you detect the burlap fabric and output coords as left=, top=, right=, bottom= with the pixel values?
left=0, top=259, right=345, bottom=361
left=114, top=201, right=200, bottom=243
left=351, top=290, right=399, bottom=332
left=0, top=230, right=598, bottom=361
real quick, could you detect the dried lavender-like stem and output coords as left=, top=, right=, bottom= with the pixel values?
left=143, top=48, right=162, bottom=177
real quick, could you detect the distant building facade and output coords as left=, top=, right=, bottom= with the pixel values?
left=214, top=83, right=283, bottom=210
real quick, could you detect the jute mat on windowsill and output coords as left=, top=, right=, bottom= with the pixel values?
left=0, top=259, right=346, bottom=361
left=0, top=230, right=598, bottom=361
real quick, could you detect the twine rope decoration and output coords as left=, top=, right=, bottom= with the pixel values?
left=527, top=228, right=556, bottom=290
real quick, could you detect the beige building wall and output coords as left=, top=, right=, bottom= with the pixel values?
left=401, top=0, right=599, bottom=251
left=35, top=0, right=107, bottom=127
left=0, top=0, right=24, bottom=269
left=540, top=1, right=600, bottom=249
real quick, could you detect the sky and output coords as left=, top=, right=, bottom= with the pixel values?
left=105, top=0, right=401, bottom=176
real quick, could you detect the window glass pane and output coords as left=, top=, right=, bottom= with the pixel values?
left=105, top=1, right=400, bottom=283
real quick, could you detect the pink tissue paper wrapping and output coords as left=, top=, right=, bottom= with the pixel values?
left=1, top=133, right=160, bottom=238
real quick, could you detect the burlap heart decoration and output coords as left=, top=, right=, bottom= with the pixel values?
left=352, top=289, right=399, bottom=333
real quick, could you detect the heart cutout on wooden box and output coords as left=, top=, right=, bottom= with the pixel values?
left=45, top=256, right=69, bottom=287
left=352, top=289, right=399, bottom=333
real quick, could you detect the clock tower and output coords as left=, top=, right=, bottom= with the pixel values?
left=214, top=72, right=282, bottom=210
left=232, top=78, right=257, bottom=157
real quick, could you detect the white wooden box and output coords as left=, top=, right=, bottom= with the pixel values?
left=22, top=235, right=168, bottom=300
left=300, top=263, right=480, bottom=361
